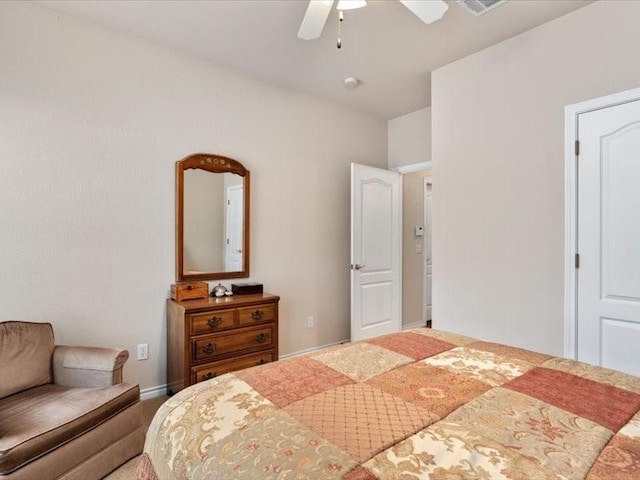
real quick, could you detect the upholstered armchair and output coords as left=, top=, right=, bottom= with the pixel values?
left=0, top=321, right=144, bottom=480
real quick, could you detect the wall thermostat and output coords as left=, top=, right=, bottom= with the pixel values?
left=415, top=225, right=424, bottom=237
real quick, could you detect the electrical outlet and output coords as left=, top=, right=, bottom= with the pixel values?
left=307, top=316, right=314, bottom=328
left=137, top=343, right=149, bottom=361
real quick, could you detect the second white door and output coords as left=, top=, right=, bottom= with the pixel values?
left=224, top=185, right=243, bottom=271
left=577, top=98, right=640, bottom=376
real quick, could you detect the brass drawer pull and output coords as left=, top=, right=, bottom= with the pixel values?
left=202, top=343, right=216, bottom=355
left=251, top=310, right=264, bottom=321
left=203, top=371, right=217, bottom=381
left=207, top=317, right=222, bottom=328
left=256, top=333, right=267, bottom=344
left=257, top=358, right=267, bottom=365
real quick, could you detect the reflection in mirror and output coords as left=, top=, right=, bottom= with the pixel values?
left=176, top=154, right=250, bottom=282
left=183, top=172, right=244, bottom=274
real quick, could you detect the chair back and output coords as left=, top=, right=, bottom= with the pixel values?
left=0, top=321, right=54, bottom=399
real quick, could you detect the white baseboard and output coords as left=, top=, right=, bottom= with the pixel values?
left=403, top=321, right=427, bottom=330
left=140, top=384, right=167, bottom=401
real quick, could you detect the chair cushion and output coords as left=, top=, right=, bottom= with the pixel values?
left=0, top=383, right=140, bottom=474
left=0, top=321, right=54, bottom=400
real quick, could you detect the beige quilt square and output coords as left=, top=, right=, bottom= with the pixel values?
left=446, top=388, right=613, bottom=479
left=421, top=346, right=533, bottom=386
left=364, top=420, right=547, bottom=480
left=313, top=343, right=413, bottom=382
left=408, top=328, right=475, bottom=346
left=202, top=409, right=357, bottom=479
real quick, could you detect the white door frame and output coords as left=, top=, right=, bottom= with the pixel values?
left=423, top=176, right=433, bottom=325
left=391, top=161, right=432, bottom=175
left=392, top=161, right=434, bottom=328
left=564, top=86, right=640, bottom=359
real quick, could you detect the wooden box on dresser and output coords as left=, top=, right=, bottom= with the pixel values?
left=167, top=293, right=279, bottom=395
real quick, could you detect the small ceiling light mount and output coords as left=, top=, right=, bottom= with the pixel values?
left=344, top=77, right=361, bottom=89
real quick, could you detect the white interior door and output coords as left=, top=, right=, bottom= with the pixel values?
left=424, top=178, right=433, bottom=324
left=350, top=163, right=402, bottom=341
left=224, top=185, right=243, bottom=271
left=577, top=99, right=640, bottom=376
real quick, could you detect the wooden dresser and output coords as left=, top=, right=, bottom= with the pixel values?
left=167, top=293, right=279, bottom=395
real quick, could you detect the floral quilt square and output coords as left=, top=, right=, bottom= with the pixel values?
left=408, top=328, right=475, bottom=346
left=587, top=412, right=640, bottom=479
left=366, top=364, right=490, bottom=419
left=365, top=331, right=454, bottom=360
left=234, top=356, right=353, bottom=407
left=363, top=419, right=548, bottom=480
left=467, top=340, right=553, bottom=366
left=149, top=375, right=276, bottom=477
left=505, top=367, right=640, bottom=432
left=284, top=384, right=437, bottom=462
left=421, top=346, right=533, bottom=386
left=586, top=432, right=640, bottom=480
left=313, top=343, right=413, bottom=382
left=200, top=409, right=357, bottom=479
left=446, top=387, right=613, bottom=479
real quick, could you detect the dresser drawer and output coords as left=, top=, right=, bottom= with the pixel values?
left=190, top=309, right=235, bottom=335
left=191, top=349, right=275, bottom=383
left=237, top=304, right=276, bottom=326
left=192, top=325, right=274, bottom=363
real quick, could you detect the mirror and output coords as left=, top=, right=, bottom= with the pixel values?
left=176, top=153, right=250, bottom=282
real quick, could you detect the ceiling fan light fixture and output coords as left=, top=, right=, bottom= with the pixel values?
left=336, top=0, right=367, bottom=11
left=399, top=0, right=448, bottom=24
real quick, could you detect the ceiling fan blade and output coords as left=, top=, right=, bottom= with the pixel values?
left=298, top=0, right=335, bottom=40
left=399, top=0, right=449, bottom=24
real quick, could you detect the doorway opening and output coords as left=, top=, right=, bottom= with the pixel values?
left=395, top=162, right=432, bottom=330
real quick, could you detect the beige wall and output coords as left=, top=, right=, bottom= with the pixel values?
left=402, top=170, right=430, bottom=327
left=388, top=107, right=431, bottom=168
left=0, top=2, right=387, bottom=391
left=432, top=0, right=640, bottom=355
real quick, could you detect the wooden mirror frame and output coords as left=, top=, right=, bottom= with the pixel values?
left=176, top=153, right=250, bottom=282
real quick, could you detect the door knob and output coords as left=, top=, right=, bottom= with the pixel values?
left=350, top=263, right=364, bottom=270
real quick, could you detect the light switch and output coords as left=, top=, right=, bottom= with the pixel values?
left=415, top=225, right=424, bottom=237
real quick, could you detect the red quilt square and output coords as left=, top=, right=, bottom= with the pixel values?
left=505, top=367, right=640, bottom=432
left=235, top=356, right=353, bottom=407
left=365, top=332, right=454, bottom=360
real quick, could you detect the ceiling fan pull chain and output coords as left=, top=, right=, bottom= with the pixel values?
left=337, top=10, right=343, bottom=49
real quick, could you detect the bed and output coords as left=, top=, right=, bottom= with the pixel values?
left=138, top=328, right=640, bottom=479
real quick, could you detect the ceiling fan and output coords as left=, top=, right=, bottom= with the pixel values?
left=297, top=0, right=509, bottom=41
left=297, top=0, right=449, bottom=40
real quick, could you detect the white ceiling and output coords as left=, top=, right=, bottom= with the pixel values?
left=33, top=0, right=592, bottom=119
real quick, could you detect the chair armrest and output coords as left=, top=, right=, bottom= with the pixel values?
left=52, top=345, right=129, bottom=388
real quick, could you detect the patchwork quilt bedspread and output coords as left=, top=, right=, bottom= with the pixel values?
left=138, top=328, right=640, bottom=479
